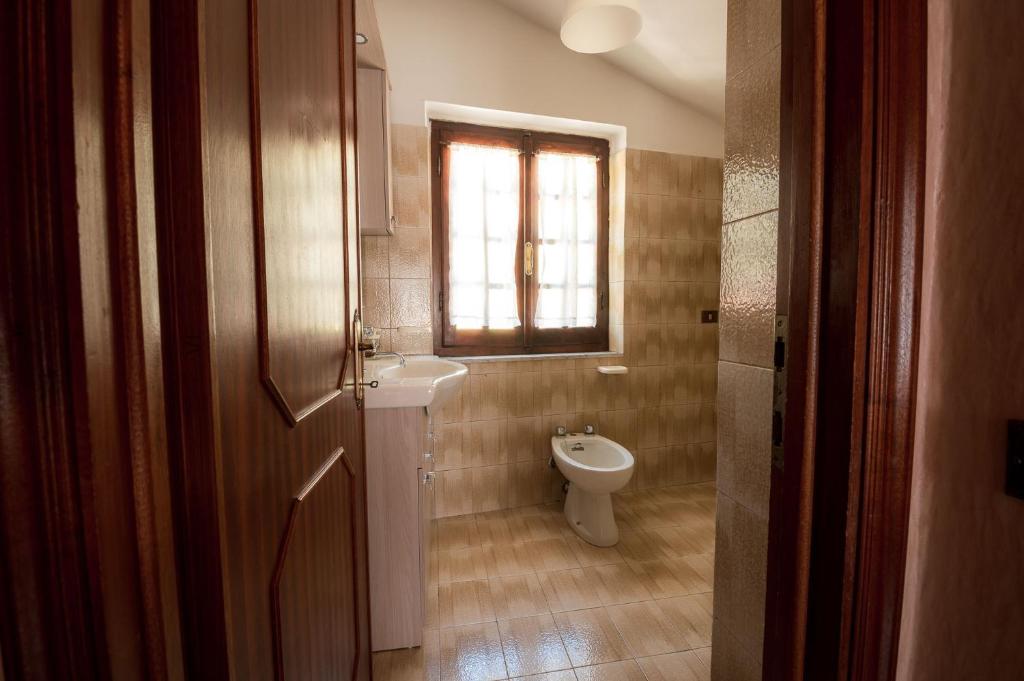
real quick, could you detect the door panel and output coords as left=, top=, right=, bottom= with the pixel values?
left=151, top=0, right=369, bottom=678
left=251, top=0, right=348, bottom=423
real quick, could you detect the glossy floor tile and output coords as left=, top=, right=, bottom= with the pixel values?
left=374, top=482, right=717, bottom=681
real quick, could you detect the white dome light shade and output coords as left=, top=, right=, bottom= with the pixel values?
left=560, top=0, right=643, bottom=54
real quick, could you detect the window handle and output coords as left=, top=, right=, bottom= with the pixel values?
left=524, top=241, right=534, bottom=277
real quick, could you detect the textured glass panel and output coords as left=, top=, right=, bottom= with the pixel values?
left=448, top=143, right=521, bottom=330
left=535, top=152, right=598, bottom=329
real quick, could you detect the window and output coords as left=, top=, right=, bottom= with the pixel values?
left=430, top=121, right=610, bottom=356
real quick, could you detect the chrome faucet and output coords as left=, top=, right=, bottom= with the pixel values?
left=372, top=351, right=407, bottom=368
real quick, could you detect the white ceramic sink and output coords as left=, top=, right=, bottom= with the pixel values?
left=363, top=356, right=468, bottom=411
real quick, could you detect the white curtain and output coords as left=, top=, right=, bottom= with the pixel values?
left=447, top=143, right=522, bottom=330
left=535, top=151, right=599, bottom=329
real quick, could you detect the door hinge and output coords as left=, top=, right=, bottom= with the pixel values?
left=771, top=315, right=788, bottom=470
left=438, top=290, right=444, bottom=313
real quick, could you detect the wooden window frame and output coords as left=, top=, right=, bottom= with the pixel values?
left=430, top=120, right=610, bottom=357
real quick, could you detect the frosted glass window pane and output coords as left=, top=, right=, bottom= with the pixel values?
left=535, top=151, right=598, bottom=329
left=448, top=143, right=521, bottom=330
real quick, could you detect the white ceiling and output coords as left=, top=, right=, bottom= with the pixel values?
left=492, top=0, right=726, bottom=120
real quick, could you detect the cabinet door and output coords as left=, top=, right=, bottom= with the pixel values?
left=356, top=67, right=394, bottom=234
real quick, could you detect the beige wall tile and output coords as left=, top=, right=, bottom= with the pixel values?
left=389, top=227, right=431, bottom=279
left=393, top=325, right=433, bottom=354
left=625, top=149, right=647, bottom=194
left=508, top=416, right=544, bottom=462
left=469, top=373, right=509, bottom=421
left=361, top=236, right=390, bottom=278
left=467, top=420, right=509, bottom=467
left=723, top=46, right=781, bottom=223
left=638, top=239, right=664, bottom=281
left=599, top=409, right=637, bottom=451
left=716, top=362, right=772, bottom=516
left=727, top=0, right=782, bottom=84
left=636, top=448, right=668, bottom=489
left=392, top=174, right=429, bottom=228
left=472, top=465, right=510, bottom=513
left=713, top=494, right=768, bottom=656
left=362, top=278, right=392, bottom=329
left=638, top=407, right=666, bottom=448
left=710, top=617, right=761, bottom=681
left=508, top=372, right=540, bottom=417
left=719, top=212, right=777, bottom=368
left=390, top=278, right=431, bottom=328
left=436, top=422, right=467, bottom=471
left=508, top=461, right=550, bottom=508
left=436, top=468, right=474, bottom=518
left=391, top=124, right=429, bottom=178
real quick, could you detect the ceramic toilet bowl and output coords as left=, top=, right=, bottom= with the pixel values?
left=551, top=434, right=635, bottom=547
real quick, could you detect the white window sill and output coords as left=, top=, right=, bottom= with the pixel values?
left=450, top=351, right=623, bottom=364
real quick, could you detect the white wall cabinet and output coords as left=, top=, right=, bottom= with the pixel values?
left=357, top=67, right=394, bottom=235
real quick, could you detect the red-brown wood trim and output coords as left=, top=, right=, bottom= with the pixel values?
left=3, top=0, right=183, bottom=677
left=150, top=0, right=233, bottom=677
left=763, top=0, right=925, bottom=679
left=0, top=1, right=104, bottom=677
left=246, top=0, right=344, bottom=427
left=102, top=0, right=175, bottom=675
left=849, top=0, right=925, bottom=676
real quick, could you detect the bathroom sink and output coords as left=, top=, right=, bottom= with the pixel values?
left=363, top=356, right=468, bottom=411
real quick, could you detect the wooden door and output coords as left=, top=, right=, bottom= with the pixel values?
left=151, top=0, right=370, bottom=679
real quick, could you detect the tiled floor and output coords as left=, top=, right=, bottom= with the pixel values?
left=373, top=482, right=717, bottom=681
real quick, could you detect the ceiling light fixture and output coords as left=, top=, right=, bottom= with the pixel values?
left=560, top=0, right=642, bottom=54
left=355, top=32, right=368, bottom=45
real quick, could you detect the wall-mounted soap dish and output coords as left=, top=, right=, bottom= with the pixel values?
left=596, top=365, right=628, bottom=375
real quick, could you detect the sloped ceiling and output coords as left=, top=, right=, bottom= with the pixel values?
left=492, top=0, right=726, bottom=119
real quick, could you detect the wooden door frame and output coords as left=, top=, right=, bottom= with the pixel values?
left=763, top=0, right=926, bottom=679
left=1, top=0, right=181, bottom=679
